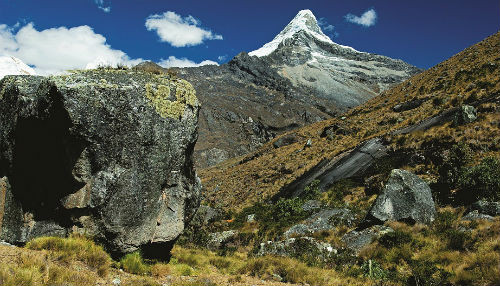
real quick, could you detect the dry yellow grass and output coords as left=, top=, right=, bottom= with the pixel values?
left=199, top=31, right=500, bottom=211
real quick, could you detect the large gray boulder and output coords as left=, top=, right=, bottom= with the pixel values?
left=0, top=70, right=201, bottom=257
left=364, top=169, right=436, bottom=225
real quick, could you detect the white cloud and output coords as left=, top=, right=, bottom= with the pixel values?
left=217, top=55, right=228, bottom=62
left=345, top=9, right=377, bottom=27
left=323, top=24, right=335, bottom=32
left=145, top=11, right=223, bottom=47
left=0, top=23, right=142, bottom=74
left=158, top=56, right=218, bottom=68
left=94, top=0, right=111, bottom=13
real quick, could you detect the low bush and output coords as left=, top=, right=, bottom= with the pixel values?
left=25, top=234, right=110, bottom=277
left=378, top=230, right=414, bottom=249
left=120, top=252, right=150, bottom=275
left=456, top=156, right=500, bottom=203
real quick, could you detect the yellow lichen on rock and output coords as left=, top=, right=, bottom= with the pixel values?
left=144, top=76, right=198, bottom=120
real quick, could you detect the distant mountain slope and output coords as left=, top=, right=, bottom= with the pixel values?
left=173, top=10, right=419, bottom=168
left=199, top=31, right=500, bottom=210
left=251, top=10, right=420, bottom=107
left=0, top=56, right=36, bottom=79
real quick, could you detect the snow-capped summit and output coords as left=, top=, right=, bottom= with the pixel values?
left=0, top=56, right=36, bottom=80
left=249, top=9, right=356, bottom=57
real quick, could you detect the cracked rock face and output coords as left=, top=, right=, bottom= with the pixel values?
left=365, top=169, right=436, bottom=225
left=0, top=70, right=201, bottom=257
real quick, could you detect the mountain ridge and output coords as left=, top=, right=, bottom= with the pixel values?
left=174, top=10, right=420, bottom=168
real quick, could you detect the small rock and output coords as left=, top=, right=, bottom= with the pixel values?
left=301, top=200, right=322, bottom=212
left=342, top=225, right=393, bottom=254
left=207, top=230, right=238, bottom=250
left=462, top=210, right=494, bottom=221
left=284, top=208, right=357, bottom=238
left=247, top=214, right=256, bottom=223
left=468, top=200, right=500, bottom=216
left=393, top=99, right=423, bottom=112
left=304, top=139, right=312, bottom=148
left=112, top=278, right=121, bottom=285
left=454, top=105, right=477, bottom=125
left=273, top=133, right=299, bottom=148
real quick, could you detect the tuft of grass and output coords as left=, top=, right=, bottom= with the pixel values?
left=120, top=252, right=150, bottom=275
left=25, top=234, right=110, bottom=277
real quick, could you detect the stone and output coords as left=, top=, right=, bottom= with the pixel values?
left=454, top=105, right=477, bottom=125
left=468, top=200, right=500, bottom=217
left=189, top=205, right=223, bottom=228
left=392, top=99, right=423, bottom=112
left=273, top=133, right=299, bottom=149
left=342, top=225, right=393, bottom=254
left=257, top=237, right=336, bottom=258
left=284, top=208, right=357, bottom=238
left=0, top=71, right=201, bottom=257
left=247, top=214, right=256, bottom=223
left=364, top=169, right=436, bottom=225
left=207, top=230, right=238, bottom=250
left=301, top=200, right=322, bottom=212
left=462, top=210, right=494, bottom=221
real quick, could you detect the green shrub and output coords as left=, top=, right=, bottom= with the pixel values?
left=445, top=229, right=473, bottom=251
left=120, top=252, right=150, bottom=275
left=321, top=179, right=356, bottom=207
left=360, top=260, right=388, bottom=280
left=378, top=230, right=414, bottom=249
left=407, top=258, right=451, bottom=286
left=456, top=156, right=500, bottom=203
left=433, top=210, right=458, bottom=233
left=301, top=180, right=321, bottom=200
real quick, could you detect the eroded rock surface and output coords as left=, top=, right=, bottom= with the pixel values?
left=0, top=70, right=201, bottom=257
left=364, top=169, right=436, bottom=226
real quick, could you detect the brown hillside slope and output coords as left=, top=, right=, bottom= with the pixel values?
left=199, top=32, right=500, bottom=211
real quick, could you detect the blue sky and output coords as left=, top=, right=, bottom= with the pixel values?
left=0, top=0, right=498, bottom=74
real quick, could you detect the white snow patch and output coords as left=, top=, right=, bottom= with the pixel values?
left=0, top=56, right=36, bottom=79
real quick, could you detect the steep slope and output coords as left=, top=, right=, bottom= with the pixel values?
left=0, top=56, right=36, bottom=79
left=199, top=31, right=500, bottom=210
left=251, top=9, right=421, bottom=108
left=172, top=10, right=419, bottom=168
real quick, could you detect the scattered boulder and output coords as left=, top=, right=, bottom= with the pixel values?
left=273, top=133, right=300, bottom=148
left=189, top=205, right=223, bottom=228
left=364, top=169, right=436, bottom=226
left=284, top=208, right=357, bottom=238
left=342, top=225, right=393, bottom=254
left=207, top=230, right=238, bottom=250
left=257, top=237, right=336, bottom=258
left=454, top=105, right=477, bottom=125
left=0, top=71, right=202, bottom=257
left=247, top=214, right=256, bottom=223
left=461, top=210, right=494, bottom=221
left=320, top=124, right=350, bottom=140
left=393, top=99, right=423, bottom=112
left=468, top=200, right=500, bottom=217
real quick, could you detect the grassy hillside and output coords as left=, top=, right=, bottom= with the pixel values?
left=199, top=31, right=500, bottom=211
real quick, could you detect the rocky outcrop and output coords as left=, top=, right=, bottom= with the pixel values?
left=364, top=169, right=436, bottom=225
left=454, top=105, right=477, bottom=125
left=341, top=225, right=393, bottom=254
left=284, top=208, right=357, bottom=238
left=0, top=70, right=201, bottom=257
left=207, top=230, right=238, bottom=250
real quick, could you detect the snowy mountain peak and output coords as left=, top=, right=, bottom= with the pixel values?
left=0, top=56, right=36, bottom=80
left=250, top=9, right=345, bottom=57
